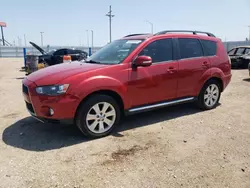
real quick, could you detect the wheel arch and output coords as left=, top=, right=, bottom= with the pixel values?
left=200, top=77, right=224, bottom=94
left=74, top=89, right=125, bottom=121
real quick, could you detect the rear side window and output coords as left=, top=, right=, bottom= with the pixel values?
left=67, top=49, right=76, bottom=54
left=54, top=49, right=67, bottom=56
left=201, top=39, right=217, bottom=56
left=245, top=48, right=250, bottom=54
left=139, top=38, right=173, bottom=63
left=178, top=38, right=203, bottom=59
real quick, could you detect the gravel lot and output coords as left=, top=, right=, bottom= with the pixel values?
left=0, top=58, right=249, bottom=188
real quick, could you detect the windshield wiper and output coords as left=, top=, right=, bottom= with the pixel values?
left=85, top=60, right=102, bottom=64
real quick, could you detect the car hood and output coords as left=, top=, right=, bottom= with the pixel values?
left=27, top=62, right=108, bottom=86
left=30, top=41, right=46, bottom=54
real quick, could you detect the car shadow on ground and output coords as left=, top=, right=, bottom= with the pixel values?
left=2, top=103, right=205, bottom=152
left=243, top=78, right=250, bottom=82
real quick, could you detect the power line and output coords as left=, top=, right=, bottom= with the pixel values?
left=105, top=5, right=115, bottom=43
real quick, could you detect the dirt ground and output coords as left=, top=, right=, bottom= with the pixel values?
left=0, top=58, right=249, bottom=188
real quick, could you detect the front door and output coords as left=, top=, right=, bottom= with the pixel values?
left=127, top=38, right=178, bottom=108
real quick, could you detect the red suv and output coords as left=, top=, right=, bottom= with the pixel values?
left=22, top=30, right=231, bottom=137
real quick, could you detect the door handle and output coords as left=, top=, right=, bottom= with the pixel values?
left=202, top=62, right=209, bottom=67
left=166, top=67, right=177, bottom=73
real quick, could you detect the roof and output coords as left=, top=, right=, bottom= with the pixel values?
left=123, top=33, right=219, bottom=41
left=232, top=46, right=250, bottom=49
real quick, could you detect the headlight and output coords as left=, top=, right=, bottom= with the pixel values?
left=36, top=84, right=69, bottom=96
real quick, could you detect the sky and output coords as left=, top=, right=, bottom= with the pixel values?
left=1, top=0, right=250, bottom=47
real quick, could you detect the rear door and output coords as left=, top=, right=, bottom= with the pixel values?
left=200, top=39, right=218, bottom=68
left=176, top=37, right=210, bottom=97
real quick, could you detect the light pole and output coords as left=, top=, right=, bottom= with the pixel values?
left=106, top=5, right=115, bottom=43
left=248, top=26, right=250, bottom=41
left=40, top=32, right=44, bottom=47
left=86, top=30, right=89, bottom=48
left=146, top=20, right=153, bottom=34
left=91, top=30, right=94, bottom=50
left=24, top=34, right=27, bottom=46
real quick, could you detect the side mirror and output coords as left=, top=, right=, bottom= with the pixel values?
left=134, top=55, right=152, bottom=67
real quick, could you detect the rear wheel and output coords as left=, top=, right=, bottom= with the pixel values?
left=197, top=80, right=221, bottom=110
left=76, top=95, right=121, bottom=138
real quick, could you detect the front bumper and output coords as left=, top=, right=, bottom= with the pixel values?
left=22, top=78, right=80, bottom=124
left=30, top=114, right=74, bottom=124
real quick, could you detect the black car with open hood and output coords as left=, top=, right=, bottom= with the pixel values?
left=29, top=42, right=88, bottom=66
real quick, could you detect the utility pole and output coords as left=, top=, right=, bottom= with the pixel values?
left=24, top=34, right=27, bottom=46
left=91, top=30, right=94, bottom=49
left=1, top=26, right=5, bottom=46
left=40, top=32, right=44, bottom=47
left=86, top=30, right=89, bottom=48
left=146, top=20, right=153, bottom=34
left=106, top=5, right=115, bottom=43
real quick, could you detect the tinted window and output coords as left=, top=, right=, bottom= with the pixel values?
left=178, top=38, right=203, bottom=59
left=139, top=39, right=173, bottom=63
left=54, top=49, right=67, bottom=56
left=201, top=40, right=217, bottom=56
left=67, top=49, right=77, bottom=54
left=228, top=48, right=236, bottom=55
left=244, top=48, right=250, bottom=54
left=235, top=48, right=245, bottom=55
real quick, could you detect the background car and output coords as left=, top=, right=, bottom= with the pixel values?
left=30, top=42, right=88, bottom=66
left=228, top=46, right=250, bottom=68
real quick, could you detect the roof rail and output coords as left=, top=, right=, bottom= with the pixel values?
left=124, top=33, right=151, bottom=37
left=154, top=30, right=216, bottom=37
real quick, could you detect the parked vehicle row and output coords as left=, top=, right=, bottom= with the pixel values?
left=22, top=30, right=232, bottom=138
left=228, top=46, right=250, bottom=69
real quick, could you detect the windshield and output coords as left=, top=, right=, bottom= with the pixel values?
left=47, top=50, right=56, bottom=55
left=86, top=39, right=144, bottom=64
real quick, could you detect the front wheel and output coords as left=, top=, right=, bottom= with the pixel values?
left=197, top=80, right=221, bottom=110
left=76, top=95, right=121, bottom=138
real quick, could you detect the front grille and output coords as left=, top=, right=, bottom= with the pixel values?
left=25, top=101, right=35, bottom=114
left=22, top=84, right=29, bottom=95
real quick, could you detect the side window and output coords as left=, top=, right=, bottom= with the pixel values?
left=228, top=48, right=236, bottom=55
left=138, top=38, right=173, bottom=63
left=235, top=48, right=245, bottom=55
left=201, top=39, right=217, bottom=56
left=54, top=49, right=67, bottom=56
left=178, top=38, right=203, bottom=59
left=67, top=49, right=76, bottom=54
left=245, top=48, right=250, bottom=54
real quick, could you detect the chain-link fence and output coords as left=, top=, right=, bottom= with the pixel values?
left=1, top=41, right=250, bottom=57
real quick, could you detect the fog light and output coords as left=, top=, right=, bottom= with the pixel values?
left=49, top=108, right=54, bottom=116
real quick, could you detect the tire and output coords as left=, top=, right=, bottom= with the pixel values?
left=75, top=94, right=121, bottom=138
left=197, top=80, right=221, bottom=110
